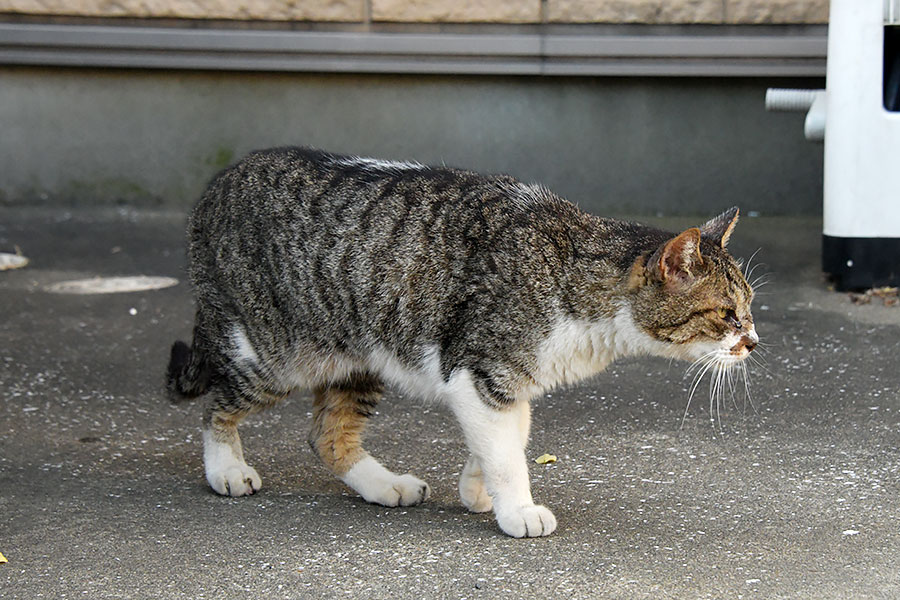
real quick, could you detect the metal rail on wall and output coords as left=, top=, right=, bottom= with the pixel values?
left=0, top=23, right=826, bottom=77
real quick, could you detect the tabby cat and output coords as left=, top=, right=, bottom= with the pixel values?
left=167, top=147, right=758, bottom=538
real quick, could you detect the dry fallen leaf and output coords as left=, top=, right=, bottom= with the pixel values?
left=849, top=286, right=899, bottom=307
left=535, top=453, right=557, bottom=464
left=0, top=551, right=7, bottom=564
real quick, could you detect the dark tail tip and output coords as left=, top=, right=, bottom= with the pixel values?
left=166, top=340, right=209, bottom=402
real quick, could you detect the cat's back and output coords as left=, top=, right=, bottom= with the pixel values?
left=187, top=146, right=581, bottom=267
left=191, top=146, right=482, bottom=239
left=189, top=147, right=363, bottom=235
left=187, top=147, right=577, bottom=316
left=185, top=147, right=593, bottom=355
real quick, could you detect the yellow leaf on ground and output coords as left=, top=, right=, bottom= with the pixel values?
left=535, top=453, right=557, bottom=464
left=0, top=551, right=7, bottom=563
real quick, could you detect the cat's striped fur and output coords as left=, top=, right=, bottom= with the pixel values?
left=167, top=147, right=757, bottom=537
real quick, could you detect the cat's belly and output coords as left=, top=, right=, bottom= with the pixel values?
left=363, top=344, right=448, bottom=401
left=260, top=340, right=450, bottom=401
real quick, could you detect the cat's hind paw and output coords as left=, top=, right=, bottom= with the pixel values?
left=459, top=466, right=493, bottom=513
left=207, top=464, right=262, bottom=497
left=385, top=473, right=432, bottom=507
left=342, top=457, right=431, bottom=507
left=496, top=504, right=557, bottom=538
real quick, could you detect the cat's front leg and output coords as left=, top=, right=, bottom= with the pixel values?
left=459, top=399, right=532, bottom=514
left=448, top=379, right=556, bottom=537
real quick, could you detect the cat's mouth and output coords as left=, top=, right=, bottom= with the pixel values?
left=686, top=325, right=759, bottom=366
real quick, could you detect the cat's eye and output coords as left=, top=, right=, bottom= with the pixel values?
left=716, top=307, right=741, bottom=329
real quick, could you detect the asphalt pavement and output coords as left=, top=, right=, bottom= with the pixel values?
left=1, top=207, right=898, bottom=599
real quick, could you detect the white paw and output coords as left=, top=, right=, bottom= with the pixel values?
left=359, top=473, right=431, bottom=507
left=343, top=457, right=431, bottom=507
left=459, top=470, right=493, bottom=513
left=496, top=504, right=557, bottom=538
left=207, top=464, right=261, bottom=497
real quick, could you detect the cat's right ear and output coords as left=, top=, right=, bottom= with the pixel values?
left=652, top=228, right=703, bottom=289
left=700, top=206, right=739, bottom=249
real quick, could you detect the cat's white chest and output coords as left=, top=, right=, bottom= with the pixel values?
left=533, top=318, right=617, bottom=390
left=531, top=308, right=659, bottom=393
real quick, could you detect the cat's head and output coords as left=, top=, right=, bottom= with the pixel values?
left=627, top=207, right=758, bottom=368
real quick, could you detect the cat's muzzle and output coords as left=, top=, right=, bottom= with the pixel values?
left=729, top=328, right=759, bottom=357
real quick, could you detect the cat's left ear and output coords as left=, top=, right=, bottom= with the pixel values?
left=655, top=227, right=703, bottom=288
left=700, top=206, right=739, bottom=249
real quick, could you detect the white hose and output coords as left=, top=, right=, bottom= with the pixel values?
left=887, top=0, right=900, bottom=24
left=765, top=88, right=823, bottom=112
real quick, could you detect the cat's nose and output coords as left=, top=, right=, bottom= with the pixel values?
left=745, top=326, right=759, bottom=352
left=731, top=330, right=758, bottom=355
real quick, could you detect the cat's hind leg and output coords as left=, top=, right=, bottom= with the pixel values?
left=308, top=373, right=431, bottom=507
left=459, top=456, right=493, bottom=513
left=203, top=396, right=262, bottom=497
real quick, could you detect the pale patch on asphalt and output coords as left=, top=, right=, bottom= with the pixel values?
left=46, top=275, right=179, bottom=294
left=0, top=252, right=29, bottom=271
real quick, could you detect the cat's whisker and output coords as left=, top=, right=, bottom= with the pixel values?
left=743, top=249, right=765, bottom=283
left=747, top=349, right=769, bottom=366
left=704, top=359, right=725, bottom=432
left=684, top=348, right=757, bottom=431
left=687, top=353, right=721, bottom=389
left=685, top=350, right=720, bottom=378
left=746, top=264, right=765, bottom=284
left=682, top=355, right=719, bottom=429
left=719, top=364, right=730, bottom=427
left=725, top=363, right=740, bottom=412
left=711, top=363, right=728, bottom=433
left=750, top=274, right=773, bottom=291
left=742, top=248, right=759, bottom=276
left=745, top=349, right=771, bottom=375
left=754, top=340, right=780, bottom=355
left=743, top=250, right=772, bottom=301
left=740, top=361, right=759, bottom=416
left=686, top=357, right=716, bottom=402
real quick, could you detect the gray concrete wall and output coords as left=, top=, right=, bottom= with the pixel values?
left=0, top=66, right=823, bottom=216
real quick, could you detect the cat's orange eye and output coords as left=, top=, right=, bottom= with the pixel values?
left=717, top=307, right=741, bottom=329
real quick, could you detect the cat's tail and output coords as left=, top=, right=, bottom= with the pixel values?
left=166, top=340, right=211, bottom=402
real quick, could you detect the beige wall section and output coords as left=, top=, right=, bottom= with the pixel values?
left=371, top=0, right=540, bottom=23
left=0, top=0, right=830, bottom=23
left=546, top=0, right=723, bottom=24
left=0, top=0, right=366, bottom=21
left=726, top=0, right=829, bottom=24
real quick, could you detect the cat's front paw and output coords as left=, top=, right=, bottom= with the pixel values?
left=496, top=504, right=557, bottom=538
left=207, top=464, right=262, bottom=497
